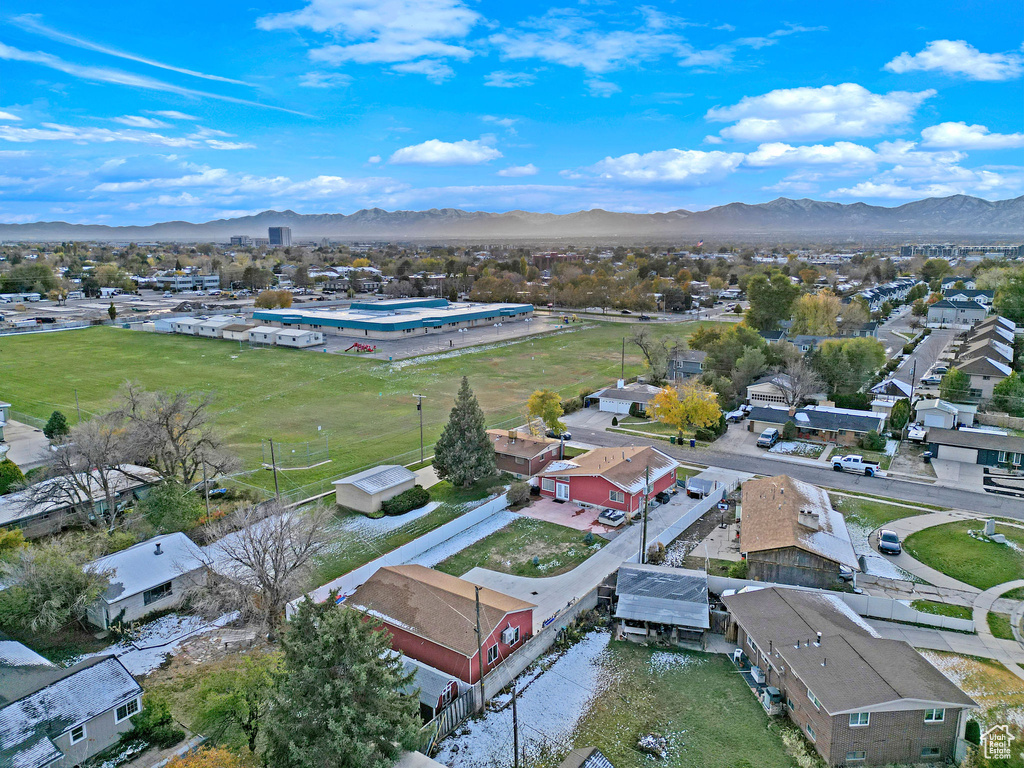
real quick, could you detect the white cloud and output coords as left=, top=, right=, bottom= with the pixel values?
left=587, top=79, right=620, bottom=97
left=0, top=43, right=308, bottom=116
left=299, top=71, right=353, bottom=88
left=586, top=148, right=744, bottom=184
left=481, top=115, right=518, bottom=128
left=497, top=164, right=538, bottom=177
left=830, top=158, right=1024, bottom=200
left=389, top=138, right=502, bottom=165
left=367, top=155, right=382, bottom=164
left=706, top=83, right=935, bottom=141
left=0, top=110, right=22, bottom=121
left=12, top=14, right=254, bottom=86
left=484, top=70, right=536, bottom=88
left=920, top=121, right=1024, bottom=150
left=147, top=110, right=198, bottom=120
left=257, top=0, right=479, bottom=80
left=113, top=115, right=170, bottom=128
left=884, top=39, right=1023, bottom=81
left=874, top=139, right=966, bottom=167
left=0, top=121, right=253, bottom=150
left=744, top=141, right=878, bottom=167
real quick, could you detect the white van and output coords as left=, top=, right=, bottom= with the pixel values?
left=757, top=427, right=780, bottom=448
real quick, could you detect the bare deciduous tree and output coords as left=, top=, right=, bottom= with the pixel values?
left=116, top=382, right=237, bottom=487
left=198, top=501, right=334, bottom=637
left=630, top=326, right=680, bottom=384
left=773, top=357, right=826, bottom=408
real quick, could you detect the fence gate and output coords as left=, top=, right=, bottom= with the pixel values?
left=425, top=687, right=478, bottom=750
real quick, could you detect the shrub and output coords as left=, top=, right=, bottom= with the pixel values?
left=902, top=343, right=914, bottom=355
left=561, top=398, right=581, bottom=415
left=646, top=542, right=666, bottom=565
left=584, top=531, right=595, bottom=545
left=124, top=693, right=186, bottom=749
left=727, top=560, right=748, bottom=579
left=965, top=720, right=981, bottom=745
left=381, top=485, right=430, bottom=516
left=43, top=410, right=70, bottom=440
left=506, top=480, right=531, bottom=507
left=860, top=430, right=885, bottom=452
left=103, top=531, right=137, bottom=554
left=0, top=458, right=25, bottom=495
left=611, top=416, right=619, bottom=426
left=782, top=420, right=797, bottom=440
left=628, top=401, right=642, bottom=418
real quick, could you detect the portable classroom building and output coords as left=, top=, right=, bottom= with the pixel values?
left=276, top=328, right=324, bottom=348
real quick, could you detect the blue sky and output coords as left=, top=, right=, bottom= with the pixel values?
left=1, top=0, right=1022, bottom=224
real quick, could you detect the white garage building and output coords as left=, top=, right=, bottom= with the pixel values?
left=587, top=380, right=665, bottom=415
left=277, top=329, right=324, bottom=348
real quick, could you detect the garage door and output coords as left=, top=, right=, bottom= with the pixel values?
left=936, top=445, right=978, bottom=464
left=600, top=399, right=632, bottom=414
left=922, top=413, right=948, bottom=428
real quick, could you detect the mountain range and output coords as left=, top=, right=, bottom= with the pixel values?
left=2, top=195, right=1022, bottom=242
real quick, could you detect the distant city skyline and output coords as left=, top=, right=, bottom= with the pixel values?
left=0, top=0, right=1021, bottom=225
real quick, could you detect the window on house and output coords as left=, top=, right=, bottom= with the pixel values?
left=541, top=478, right=555, bottom=492
left=920, top=747, right=941, bottom=758
left=609, top=490, right=625, bottom=503
left=846, top=751, right=866, bottom=762
left=849, top=712, right=869, bottom=727
left=70, top=724, right=86, bottom=744
left=487, top=644, right=499, bottom=664
left=143, top=582, right=173, bottom=606
left=115, top=698, right=140, bottom=722
left=807, top=689, right=821, bottom=710
left=514, top=456, right=526, bottom=464
left=509, top=627, right=520, bottom=645
left=806, top=723, right=816, bottom=742
left=924, top=709, right=944, bottom=723
left=787, top=698, right=795, bottom=711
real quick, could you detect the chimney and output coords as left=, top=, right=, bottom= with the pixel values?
left=508, top=429, right=516, bottom=444
left=155, top=542, right=163, bottom=556
left=617, top=378, right=625, bottom=389
left=788, top=406, right=797, bottom=417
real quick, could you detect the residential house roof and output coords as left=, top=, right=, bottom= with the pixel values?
left=942, top=289, right=994, bottom=302
left=915, top=399, right=959, bottom=415
left=87, top=533, right=208, bottom=605
left=740, top=475, right=859, bottom=570
left=957, top=356, right=1012, bottom=378
left=332, top=465, right=416, bottom=494
left=558, top=747, right=615, bottom=768
left=0, top=464, right=161, bottom=528
left=962, top=339, right=1012, bottom=363
left=869, top=378, right=912, bottom=398
left=927, top=427, right=1024, bottom=453
left=724, top=587, right=977, bottom=715
left=219, top=323, right=254, bottom=333
left=0, top=655, right=142, bottom=768
left=589, top=383, right=665, bottom=405
left=672, top=350, right=707, bottom=364
left=485, top=430, right=557, bottom=460
left=536, top=446, right=679, bottom=494
left=398, top=655, right=461, bottom=710
left=747, top=405, right=884, bottom=435
left=345, top=565, right=535, bottom=658
left=614, top=564, right=710, bottom=629
left=928, top=299, right=987, bottom=311
left=976, top=315, right=1015, bottom=332
left=965, top=325, right=1014, bottom=345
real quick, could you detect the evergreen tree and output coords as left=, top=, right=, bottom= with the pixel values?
left=43, top=410, right=70, bottom=440
left=263, top=597, right=419, bottom=768
left=433, top=376, right=496, bottom=487
left=0, top=458, right=24, bottom=495
left=108, top=302, right=117, bottom=321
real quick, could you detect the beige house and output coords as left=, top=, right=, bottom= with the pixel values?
left=333, top=464, right=417, bottom=513
left=746, top=374, right=826, bottom=406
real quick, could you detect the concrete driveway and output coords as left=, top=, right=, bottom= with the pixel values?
left=1, top=420, right=51, bottom=470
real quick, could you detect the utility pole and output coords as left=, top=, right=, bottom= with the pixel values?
left=269, top=439, right=280, bottom=500
left=413, top=395, right=426, bottom=463
left=202, top=458, right=211, bottom=520
left=475, top=586, right=486, bottom=712
left=621, top=337, right=626, bottom=380
left=75, top=388, right=81, bottom=423
left=512, top=684, right=520, bottom=768
left=640, top=464, right=650, bottom=564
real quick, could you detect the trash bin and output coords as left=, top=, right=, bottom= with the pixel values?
left=670, top=436, right=676, bottom=444
left=690, top=439, right=696, bottom=448
left=922, top=451, right=932, bottom=464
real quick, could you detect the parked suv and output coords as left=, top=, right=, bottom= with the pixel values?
left=756, top=427, right=780, bottom=448
left=878, top=529, right=902, bottom=555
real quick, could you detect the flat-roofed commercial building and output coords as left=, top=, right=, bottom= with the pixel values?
left=253, top=298, right=534, bottom=339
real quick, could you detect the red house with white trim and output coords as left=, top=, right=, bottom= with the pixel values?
left=344, top=565, right=535, bottom=685
left=535, top=446, right=679, bottom=515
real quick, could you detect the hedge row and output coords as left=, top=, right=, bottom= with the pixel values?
left=381, top=485, right=430, bottom=516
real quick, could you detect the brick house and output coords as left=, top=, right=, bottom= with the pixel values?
left=535, top=446, right=679, bottom=516
left=724, top=587, right=977, bottom=767
left=344, top=565, right=535, bottom=685
left=486, top=429, right=560, bottom=479
left=740, top=475, right=860, bottom=589
left=746, top=405, right=885, bottom=446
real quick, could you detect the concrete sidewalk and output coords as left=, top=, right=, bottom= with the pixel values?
left=972, top=579, right=1024, bottom=679
left=867, top=618, right=1024, bottom=679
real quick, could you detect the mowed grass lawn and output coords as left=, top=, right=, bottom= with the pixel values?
left=905, top=521, right=1024, bottom=590
left=0, top=321, right=706, bottom=496
left=829, top=493, right=931, bottom=529
left=434, top=516, right=604, bottom=577
left=561, top=643, right=795, bottom=768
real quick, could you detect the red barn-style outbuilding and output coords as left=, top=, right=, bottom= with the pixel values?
left=535, top=446, right=679, bottom=514
left=345, top=565, right=535, bottom=685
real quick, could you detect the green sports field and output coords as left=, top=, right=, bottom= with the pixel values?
left=0, top=321, right=706, bottom=498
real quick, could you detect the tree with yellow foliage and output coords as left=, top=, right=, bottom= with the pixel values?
left=790, top=290, right=841, bottom=336
left=650, top=382, right=721, bottom=440
left=166, top=747, right=246, bottom=768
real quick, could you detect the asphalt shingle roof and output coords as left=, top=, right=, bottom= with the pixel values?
left=747, top=405, right=883, bottom=434
left=333, top=465, right=416, bottom=494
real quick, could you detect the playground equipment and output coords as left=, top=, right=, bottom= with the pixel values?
left=345, top=342, right=377, bottom=353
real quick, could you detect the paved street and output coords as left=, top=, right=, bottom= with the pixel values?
left=566, top=422, right=1024, bottom=518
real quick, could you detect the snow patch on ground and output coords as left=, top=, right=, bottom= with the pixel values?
left=919, top=650, right=1024, bottom=729
left=71, top=612, right=238, bottom=676
left=434, top=631, right=612, bottom=768
left=843, top=518, right=915, bottom=581
left=344, top=502, right=440, bottom=535
left=884, top=439, right=898, bottom=457
left=649, top=651, right=707, bottom=674
left=769, top=441, right=823, bottom=457
left=408, top=509, right=518, bottom=567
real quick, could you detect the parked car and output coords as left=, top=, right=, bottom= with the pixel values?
left=932, top=366, right=948, bottom=376
left=878, top=529, right=902, bottom=555
left=726, top=408, right=746, bottom=422
left=620, top=309, right=632, bottom=315
left=639, top=314, right=651, bottom=321
left=838, top=565, right=855, bottom=582
left=546, top=429, right=572, bottom=440
left=598, top=508, right=626, bottom=527
left=655, top=491, right=671, bottom=504
left=832, top=455, right=880, bottom=476
left=756, top=427, right=780, bottom=448
left=920, top=375, right=942, bottom=386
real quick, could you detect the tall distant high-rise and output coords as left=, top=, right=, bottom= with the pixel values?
left=268, top=226, right=292, bottom=247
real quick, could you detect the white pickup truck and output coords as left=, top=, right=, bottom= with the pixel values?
left=832, top=455, right=880, bottom=476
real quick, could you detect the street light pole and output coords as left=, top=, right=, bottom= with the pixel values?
left=413, top=394, right=426, bottom=463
